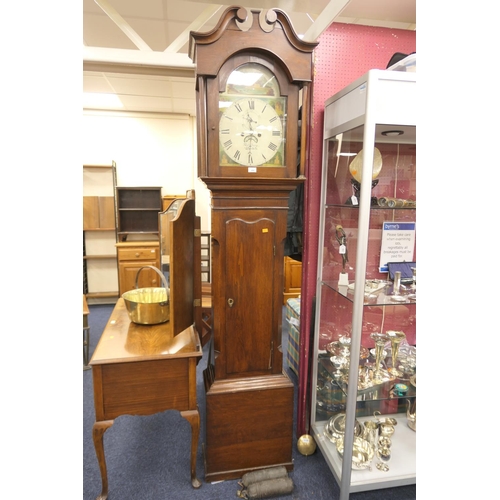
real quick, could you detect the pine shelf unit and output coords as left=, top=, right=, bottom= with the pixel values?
left=83, top=163, right=119, bottom=303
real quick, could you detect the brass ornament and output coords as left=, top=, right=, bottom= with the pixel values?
left=297, top=434, right=317, bottom=456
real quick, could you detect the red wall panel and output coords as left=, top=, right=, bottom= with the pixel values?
left=297, top=23, right=416, bottom=437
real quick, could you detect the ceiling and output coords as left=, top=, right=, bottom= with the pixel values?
left=83, top=0, right=416, bottom=114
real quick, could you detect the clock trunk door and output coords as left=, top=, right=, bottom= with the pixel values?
left=224, top=217, right=275, bottom=375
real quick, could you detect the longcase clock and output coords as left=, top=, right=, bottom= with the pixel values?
left=189, top=6, right=317, bottom=481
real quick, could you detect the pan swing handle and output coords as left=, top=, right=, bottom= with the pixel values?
left=134, top=265, right=170, bottom=303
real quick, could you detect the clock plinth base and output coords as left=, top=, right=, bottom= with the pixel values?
left=203, top=374, right=294, bottom=482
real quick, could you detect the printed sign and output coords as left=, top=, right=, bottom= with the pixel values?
left=379, top=221, right=416, bottom=272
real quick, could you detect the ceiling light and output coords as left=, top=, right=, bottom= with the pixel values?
left=381, top=130, right=404, bottom=136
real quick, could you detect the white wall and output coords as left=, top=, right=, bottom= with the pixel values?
left=82, top=110, right=211, bottom=231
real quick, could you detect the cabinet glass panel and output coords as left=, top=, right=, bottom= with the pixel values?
left=322, top=126, right=416, bottom=284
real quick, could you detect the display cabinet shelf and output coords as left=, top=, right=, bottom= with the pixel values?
left=311, top=70, right=416, bottom=499
left=312, top=413, right=416, bottom=493
left=321, top=281, right=416, bottom=307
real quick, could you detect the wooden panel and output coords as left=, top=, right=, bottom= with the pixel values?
left=99, top=197, right=115, bottom=229
left=100, top=358, right=190, bottom=420
left=84, top=196, right=115, bottom=230
left=83, top=196, right=100, bottom=229
left=225, top=217, right=275, bottom=375
left=170, top=199, right=196, bottom=336
left=118, top=246, right=159, bottom=261
left=205, top=377, right=294, bottom=481
left=162, top=195, right=185, bottom=211
left=116, top=243, right=161, bottom=295
left=89, top=300, right=201, bottom=365
left=118, top=260, right=159, bottom=296
left=283, top=256, right=302, bottom=304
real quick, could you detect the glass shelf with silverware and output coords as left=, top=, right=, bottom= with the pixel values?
left=322, top=278, right=416, bottom=306
left=316, top=326, right=416, bottom=413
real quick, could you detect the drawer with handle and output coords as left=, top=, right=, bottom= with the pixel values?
left=118, top=247, right=158, bottom=261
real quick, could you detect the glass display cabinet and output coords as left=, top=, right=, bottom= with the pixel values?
left=311, top=69, right=416, bottom=499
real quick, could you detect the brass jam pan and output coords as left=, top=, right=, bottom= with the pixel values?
left=122, top=266, right=170, bottom=325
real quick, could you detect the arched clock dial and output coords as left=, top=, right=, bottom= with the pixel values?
left=219, top=97, right=283, bottom=167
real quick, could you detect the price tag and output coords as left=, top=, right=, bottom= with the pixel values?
left=339, top=244, right=346, bottom=254
left=351, top=195, right=358, bottom=205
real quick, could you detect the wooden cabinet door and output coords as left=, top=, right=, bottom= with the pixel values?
left=118, top=260, right=160, bottom=296
left=224, top=217, right=276, bottom=376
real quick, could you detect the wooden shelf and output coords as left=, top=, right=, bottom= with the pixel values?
left=86, top=291, right=119, bottom=297
left=84, top=255, right=117, bottom=260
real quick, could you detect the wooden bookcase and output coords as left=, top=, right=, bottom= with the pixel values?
left=116, top=187, right=162, bottom=242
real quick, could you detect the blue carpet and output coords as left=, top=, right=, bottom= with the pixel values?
left=83, top=304, right=416, bottom=499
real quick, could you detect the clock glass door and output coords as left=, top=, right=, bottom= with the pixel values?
left=219, top=63, right=287, bottom=169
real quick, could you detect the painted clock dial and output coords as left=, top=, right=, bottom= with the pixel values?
left=218, top=62, right=287, bottom=168
left=219, top=97, right=283, bottom=167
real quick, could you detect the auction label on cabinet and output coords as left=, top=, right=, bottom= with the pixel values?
left=379, top=221, right=416, bottom=272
